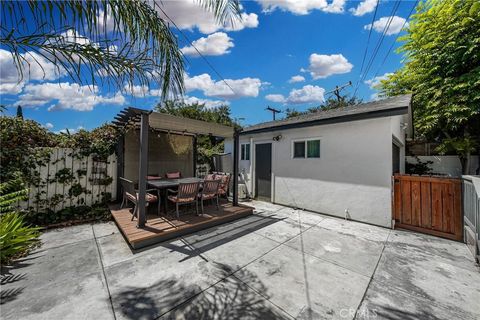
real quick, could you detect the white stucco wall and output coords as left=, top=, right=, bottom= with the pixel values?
left=406, top=155, right=480, bottom=177
left=227, top=114, right=408, bottom=227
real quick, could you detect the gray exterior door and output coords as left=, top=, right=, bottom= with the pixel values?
left=255, top=143, right=272, bottom=201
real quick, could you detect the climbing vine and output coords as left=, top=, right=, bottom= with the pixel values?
left=0, top=115, right=122, bottom=226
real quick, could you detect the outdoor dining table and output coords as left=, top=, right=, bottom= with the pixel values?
left=148, top=177, right=204, bottom=214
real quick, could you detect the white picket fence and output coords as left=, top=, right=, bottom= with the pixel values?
left=20, top=148, right=117, bottom=214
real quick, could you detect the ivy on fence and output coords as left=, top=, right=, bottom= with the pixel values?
left=0, top=116, right=122, bottom=226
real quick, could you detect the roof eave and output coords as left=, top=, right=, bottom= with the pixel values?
left=240, top=106, right=408, bottom=135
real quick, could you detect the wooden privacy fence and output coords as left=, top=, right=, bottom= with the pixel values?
left=392, top=174, right=463, bottom=241
left=19, top=148, right=117, bottom=214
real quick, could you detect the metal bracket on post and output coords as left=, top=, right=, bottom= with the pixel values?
left=137, top=112, right=149, bottom=228
left=232, top=128, right=241, bottom=206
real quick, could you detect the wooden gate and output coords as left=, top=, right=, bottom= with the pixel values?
left=393, top=174, right=463, bottom=241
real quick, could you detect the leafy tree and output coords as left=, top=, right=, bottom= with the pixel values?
left=285, top=95, right=362, bottom=119
left=16, top=106, right=23, bottom=119
left=1, top=0, right=241, bottom=98
left=155, top=100, right=238, bottom=168
left=379, top=0, right=480, bottom=174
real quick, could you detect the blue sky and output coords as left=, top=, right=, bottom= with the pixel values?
left=0, top=0, right=417, bottom=131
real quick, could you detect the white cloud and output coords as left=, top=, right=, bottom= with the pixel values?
left=323, top=0, right=347, bottom=13
left=44, top=122, right=54, bottom=129
left=0, top=82, right=24, bottom=95
left=286, top=85, right=325, bottom=104
left=370, top=93, right=380, bottom=101
left=288, top=75, right=305, bottom=83
left=349, top=0, right=377, bottom=16
left=224, top=12, right=259, bottom=31
left=156, top=0, right=258, bottom=34
left=256, top=0, right=345, bottom=15
left=57, top=29, right=91, bottom=46
left=364, top=16, right=408, bottom=35
left=265, top=94, right=286, bottom=103
left=184, top=73, right=262, bottom=99
left=97, top=9, right=116, bottom=33
left=181, top=32, right=234, bottom=57
left=124, top=84, right=150, bottom=97
left=17, top=82, right=125, bottom=111
left=0, top=49, right=64, bottom=94
left=304, top=53, right=353, bottom=79
left=56, top=126, right=85, bottom=134
left=183, top=96, right=229, bottom=108
left=266, top=85, right=326, bottom=105
left=364, top=72, right=393, bottom=89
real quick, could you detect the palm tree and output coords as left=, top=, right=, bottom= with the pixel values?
left=0, top=0, right=241, bottom=99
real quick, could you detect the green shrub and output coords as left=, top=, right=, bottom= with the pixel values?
left=0, top=213, right=40, bottom=264
left=0, top=178, right=40, bottom=264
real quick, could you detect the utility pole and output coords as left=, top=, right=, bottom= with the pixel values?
left=266, top=106, right=281, bottom=121
left=325, top=81, right=352, bottom=101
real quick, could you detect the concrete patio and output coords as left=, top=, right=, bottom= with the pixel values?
left=1, top=201, right=479, bottom=320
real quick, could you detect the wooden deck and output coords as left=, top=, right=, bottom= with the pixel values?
left=111, top=201, right=254, bottom=249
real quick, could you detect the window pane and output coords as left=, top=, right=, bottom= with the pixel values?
left=293, top=141, right=305, bottom=158
left=241, top=144, right=245, bottom=160
left=245, top=144, right=250, bottom=160
left=307, top=140, right=320, bottom=158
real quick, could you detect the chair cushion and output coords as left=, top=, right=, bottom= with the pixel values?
left=126, top=192, right=158, bottom=203
left=147, top=175, right=162, bottom=180
left=205, top=174, right=215, bottom=181
left=219, top=175, right=230, bottom=189
left=199, top=193, right=216, bottom=200
left=168, top=195, right=195, bottom=203
left=166, top=172, right=181, bottom=179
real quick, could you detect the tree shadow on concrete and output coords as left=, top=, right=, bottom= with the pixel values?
left=133, top=214, right=286, bottom=263
left=0, top=258, right=37, bottom=305
left=114, top=262, right=291, bottom=320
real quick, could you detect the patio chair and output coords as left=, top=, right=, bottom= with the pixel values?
left=204, top=173, right=216, bottom=181
left=218, top=174, right=231, bottom=200
left=198, top=179, right=221, bottom=214
left=119, top=177, right=160, bottom=220
left=165, top=171, right=181, bottom=179
left=166, top=181, right=201, bottom=218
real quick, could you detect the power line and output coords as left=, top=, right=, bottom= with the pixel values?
left=353, top=0, right=401, bottom=97
left=361, top=1, right=401, bottom=83
left=156, top=6, right=237, bottom=96
left=371, top=0, right=418, bottom=80
left=357, top=0, right=380, bottom=82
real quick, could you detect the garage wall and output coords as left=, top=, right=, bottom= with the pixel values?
left=123, top=130, right=193, bottom=181
left=227, top=114, right=408, bottom=227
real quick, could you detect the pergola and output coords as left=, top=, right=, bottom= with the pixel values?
left=113, top=107, right=240, bottom=228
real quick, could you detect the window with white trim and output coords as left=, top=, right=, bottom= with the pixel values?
left=241, top=143, right=250, bottom=160
left=292, top=139, right=320, bottom=158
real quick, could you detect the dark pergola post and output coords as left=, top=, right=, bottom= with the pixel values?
left=193, top=135, right=197, bottom=177
left=232, top=129, right=240, bottom=206
left=137, top=112, right=149, bottom=228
